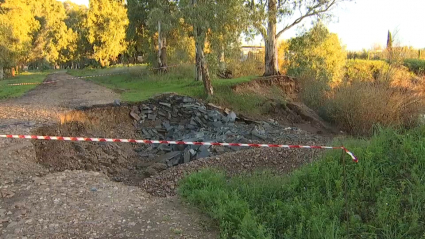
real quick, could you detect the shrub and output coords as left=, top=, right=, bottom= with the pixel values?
left=179, top=127, right=425, bottom=238
left=227, top=52, right=264, bottom=78
left=344, top=59, right=390, bottom=82
left=404, top=59, right=425, bottom=75
left=325, top=81, right=423, bottom=135
left=286, top=23, right=346, bottom=84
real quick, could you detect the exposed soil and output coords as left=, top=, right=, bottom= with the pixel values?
left=232, top=75, right=337, bottom=135
left=0, top=73, right=218, bottom=238
left=0, top=72, right=335, bottom=238
left=231, top=75, right=298, bottom=99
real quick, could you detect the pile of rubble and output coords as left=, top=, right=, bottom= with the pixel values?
left=129, top=95, right=294, bottom=170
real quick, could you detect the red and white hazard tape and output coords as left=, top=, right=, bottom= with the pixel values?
left=0, top=134, right=358, bottom=162
left=8, top=81, right=58, bottom=86
left=72, top=72, right=127, bottom=79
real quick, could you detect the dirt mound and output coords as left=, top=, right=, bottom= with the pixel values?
left=33, top=104, right=144, bottom=183
left=232, top=75, right=298, bottom=99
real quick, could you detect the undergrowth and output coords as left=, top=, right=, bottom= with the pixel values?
left=179, top=127, right=425, bottom=238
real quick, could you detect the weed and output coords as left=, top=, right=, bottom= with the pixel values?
left=179, top=127, right=425, bottom=238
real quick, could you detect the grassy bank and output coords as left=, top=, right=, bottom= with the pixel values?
left=0, top=71, right=51, bottom=99
left=68, top=66, right=275, bottom=115
left=179, top=127, right=425, bottom=238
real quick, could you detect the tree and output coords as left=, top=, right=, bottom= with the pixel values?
left=63, top=1, right=90, bottom=68
left=29, top=0, right=76, bottom=67
left=287, top=23, right=346, bottom=84
left=178, top=0, right=247, bottom=96
left=387, top=30, right=393, bottom=50
left=87, top=0, right=129, bottom=67
left=146, top=0, right=179, bottom=72
left=0, top=0, right=39, bottom=77
left=247, top=0, right=350, bottom=76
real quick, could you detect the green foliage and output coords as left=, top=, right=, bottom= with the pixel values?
left=63, top=1, right=90, bottom=66
left=344, top=59, right=390, bottom=82
left=287, top=23, right=346, bottom=83
left=0, top=71, right=49, bottom=99
left=404, top=59, right=425, bottom=75
left=87, top=0, right=129, bottom=67
left=29, top=0, right=76, bottom=65
left=180, top=127, right=425, bottom=238
left=0, top=0, right=39, bottom=67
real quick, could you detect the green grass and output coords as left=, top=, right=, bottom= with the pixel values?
left=404, top=59, right=425, bottom=75
left=68, top=65, right=274, bottom=115
left=179, top=127, right=425, bottom=238
left=0, top=71, right=51, bottom=99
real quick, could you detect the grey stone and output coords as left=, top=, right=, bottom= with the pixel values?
left=114, top=99, right=121, bottom=106
left=183, top=97, right=195, bottom=103
left=142, top=110, right=153, bottom=114
left=227, top=111, right=237, bottom=122
left=159, top=102, right=171, bottom=107
left=142, top=129, right=151, bottom=138
left=251, top=129, right=267, bottom=140
left=212, top=121, right=223, bottom=128
left=154, top=151, right=181, bottom=164
left=195, top=132, right=205, bottom=139
left=90, top=187, right=97, bottom=192
left=148, top=114, right=157, bottom=120
left=162, top=121, right=171, bottom=130
left=184, top=149, right=191, bottom=163
left=197, top=145, right=210, bottom=159
left=158, top=144, right=172, bottom=152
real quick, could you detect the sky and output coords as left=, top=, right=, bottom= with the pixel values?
left=60, top=0, right=425, bottom=51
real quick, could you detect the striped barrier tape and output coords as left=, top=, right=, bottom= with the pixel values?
left=8, top=81, right=58, bottom=86
left=0, top=134, right=358, bottom=162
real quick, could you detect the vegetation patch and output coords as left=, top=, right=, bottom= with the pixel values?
left=69, top=66, right=285, bottom=116
left=404, top=59, right=425, bottom=75
left=0, top=71, right=50, bottom=99
left=179, top=127, right=425, bottom=238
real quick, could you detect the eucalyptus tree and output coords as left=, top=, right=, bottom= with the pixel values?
left=246, top=0, right=350, bottom=76
left=178, top=0, right=247, bottom=96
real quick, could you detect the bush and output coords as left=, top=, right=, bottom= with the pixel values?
left=325, top=81, right=423, bottom=135
left=299, top=59, right=423, bottom=136
left=286, top=23, right=346, bottom=84
left=179, top=127, right=425, bottom=238
left=404, top=59, right=425, bottom=75
left=344, top=59, right=390, bottom=82
left=227, top=52, right=264, bottom=78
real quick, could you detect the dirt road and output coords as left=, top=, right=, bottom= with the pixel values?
left=0, top=73, right=218, bottom=238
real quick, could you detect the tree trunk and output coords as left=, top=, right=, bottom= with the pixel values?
left=264, top=0, right=279, bottom=76
left=200, top=49, right=213, bottom=95
left=0, top=66, right=3, bottom=80
left=194, top=27, right=213, bottom=95
left=195, top=29, right=203, bottom=82
left=157, top=21, right=167, bottom=72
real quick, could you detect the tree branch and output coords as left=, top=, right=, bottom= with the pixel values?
left=254, top=23, right=267, bottom=40
left=276, top=0, right=336, bottom=39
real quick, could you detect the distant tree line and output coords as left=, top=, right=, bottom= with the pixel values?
left=0, top=0, right=351, bottom=94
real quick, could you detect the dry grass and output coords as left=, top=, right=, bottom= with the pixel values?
left=299, top=64, right=425, bottom=136
left=326, top=81, right=424, bottom=135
